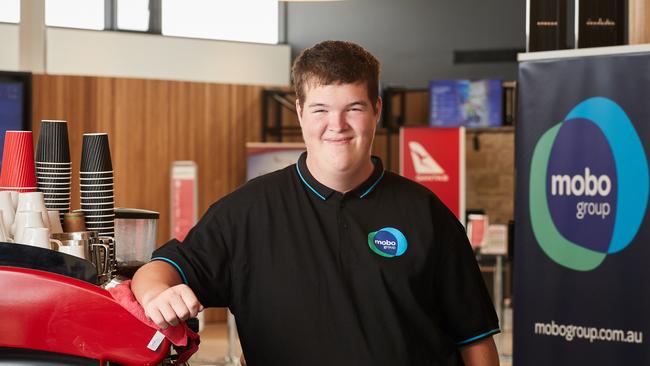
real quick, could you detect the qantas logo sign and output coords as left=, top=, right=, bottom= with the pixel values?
left=408, top=141, right=449, bottom=182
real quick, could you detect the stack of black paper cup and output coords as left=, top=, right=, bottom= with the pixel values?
left=80, top=133, right=115, bottom=274
left=35, top=120, right=71, bottom=221
left=80, top=133, right=115, bottom=237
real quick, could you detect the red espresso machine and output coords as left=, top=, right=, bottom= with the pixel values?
left=0, top=219, right=185, bottom=365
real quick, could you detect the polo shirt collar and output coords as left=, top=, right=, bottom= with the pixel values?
left=295, top=151, right=385, bottom=200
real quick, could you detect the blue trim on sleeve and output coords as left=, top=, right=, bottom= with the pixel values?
left=295, top=164, right=326, bottom=200
left=151, top=257, right=189, bottom=285
left=359, top=170, right=385, bottom=198
left=456, top=328, right=501, bottom=346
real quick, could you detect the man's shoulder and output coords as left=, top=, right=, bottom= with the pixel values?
left=379, top=171, right=455, bottom=218
left=210, top=164, right=295, bottom=211
left=241, top=164, right=295, bottom=192
left=382, top=171, right=439, bottom=199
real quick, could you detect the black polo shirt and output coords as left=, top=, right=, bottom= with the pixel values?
left=152, top=152, right=499, bottom=366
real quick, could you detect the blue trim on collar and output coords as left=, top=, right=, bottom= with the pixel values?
left=359, top=170, right=385, bottom=198
left=295, top=164, right=327, bottom=200
left=456, top=328, right=501, bottom=346
left=151, top=256, right=189, bottom=285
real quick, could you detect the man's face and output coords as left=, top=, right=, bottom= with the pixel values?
left=296, top=82, right=381, bottom=177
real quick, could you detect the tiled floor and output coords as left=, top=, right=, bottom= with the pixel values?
left=190, top=323, right=513, bottom=366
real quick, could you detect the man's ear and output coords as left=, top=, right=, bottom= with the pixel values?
left=375, top=96, right=383, bottom=124
left=296, top=98, right=303, bottom=126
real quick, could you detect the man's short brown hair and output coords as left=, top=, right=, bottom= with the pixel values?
left=292, top=40, right=381, bottom=111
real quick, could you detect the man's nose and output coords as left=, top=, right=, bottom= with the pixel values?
left=327, top=112, right=347, bottom=131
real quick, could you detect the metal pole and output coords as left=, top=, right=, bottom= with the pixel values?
left=227, top=310, right=238, bottom=362
left=494, top=255, right=503, bottom=322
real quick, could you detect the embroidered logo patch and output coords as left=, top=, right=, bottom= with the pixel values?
left=368, top=227, right=408, bottom=257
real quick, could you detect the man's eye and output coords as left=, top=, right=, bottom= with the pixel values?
left=348, top=108, right=363, bottom=112
left=313, top=109, right=327, bottom=113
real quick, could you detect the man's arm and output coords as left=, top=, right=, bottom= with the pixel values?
left=132, top=261, right=203, bottom=329
left=458, top=336, right=500, bottom=366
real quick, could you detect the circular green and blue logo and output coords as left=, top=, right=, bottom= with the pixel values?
left=368, top=227, right=408, bottom=257
left=530, top=97, right=649, bottom=271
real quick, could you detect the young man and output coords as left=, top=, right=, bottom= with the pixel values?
left=132, top=41, right=500, bottom=366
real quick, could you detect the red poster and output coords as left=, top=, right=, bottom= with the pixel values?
left=170, top=161, right=198, bottom=242
left=399, top=127, right=465, bottom=223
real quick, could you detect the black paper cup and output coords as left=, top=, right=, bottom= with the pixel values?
left=79, top=184, right=114, bottom=193
left=46, top=202, right=70, bottom=207
left=79, top=171, right=113, bottom=179
left=37, top=173, right=72, bottom=180
left=37, top=171, right=72, bottom=178
left=79, top=182, right=113, bottom=186
left=44, top=198, right=70, bottom=203
left=80, top=207, right=114, bottom=214
left=80, top=203, right=115, bottom=210
left=38, top=186, right=71, bottom=191
left=36, top=177, right=72, bottom=183
left=80, top=199, right=114, bottom=205
left=36, top=169, right=71, bottom=174
left=79, top=186, right=113, bottom=192
left=40, top=192, right=71, bottom=198
left=79, top=177, right=114, bottom=185
left=44, top=191, right=72, bottom=196
left=38, top=184, right=71, bottom=191
left=45, top=204, right=71, bottom=209
left=80, top=196, right=113, bottom=201
left=83, top=214, right=115, bottom=220
left=81, top=208, right=114, bottom=213
left=80, top=198, right=114, bottom=205
left=44, top=195, right=71, bottom=201
left=45, top=203, right=70, bottom=210
left=85, top=222, right=113, bottom=226
left=45, top=198, right=70, bottom=203
left=36, top=161, right=71, bottom=166
left=38, top=178, right=71, bottom=184
left=84, top=221, right=115, bottom=228
left=80, top=193, right=114, bottom=200
left=36, top=120, right=71, bottom=163
left=36, top=167, right=72, bottom=173
left=80, top=133, right=112, bottom=172
left=39, top=179, right=71, bottom=183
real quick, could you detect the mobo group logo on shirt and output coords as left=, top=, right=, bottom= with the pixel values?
left=368, top=227, right=408, bottom=257
left=530, top=97, right=649, bottom=271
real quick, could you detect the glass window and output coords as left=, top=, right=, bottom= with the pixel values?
left=45, top=0, right=104, bottom=30
left=117, top=0, right=150, bottom=31
left=0, top=0, right=21, bottom=23
left=162, top=0, right=279, bottom=44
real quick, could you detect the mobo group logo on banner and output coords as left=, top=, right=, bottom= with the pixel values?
left=530, top=97, right=649, bottom=271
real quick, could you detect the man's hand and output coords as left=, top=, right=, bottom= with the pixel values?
left=142, top=284, right=204, bottom=329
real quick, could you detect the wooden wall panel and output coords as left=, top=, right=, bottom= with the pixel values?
left=629, top=0, right=650, bottom=44
left=465, top=130, right=515, bottom=224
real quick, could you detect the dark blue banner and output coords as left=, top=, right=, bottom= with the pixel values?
left=515, top=51, right=650, bottom=365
